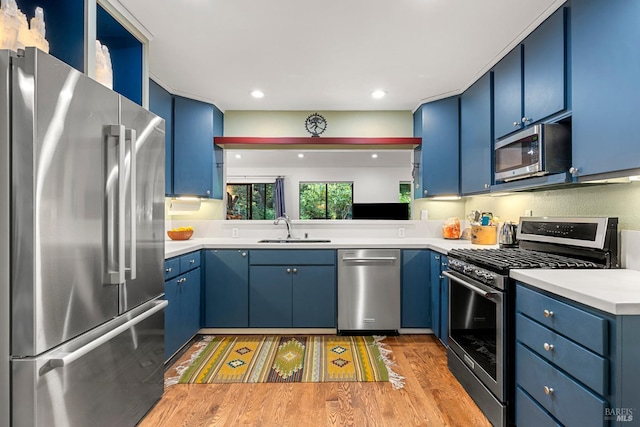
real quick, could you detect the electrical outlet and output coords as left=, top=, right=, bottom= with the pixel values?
left=524, top=210, right=533, bottom=217
left=232, top=228, right=239, bottom=238
left=398, top=228, right=405, bottom=238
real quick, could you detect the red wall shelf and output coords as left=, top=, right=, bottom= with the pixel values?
left=214, top=136, right=421, bottom=149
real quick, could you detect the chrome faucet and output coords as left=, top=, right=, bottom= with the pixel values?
left=274, top=213, right=293, bottom=238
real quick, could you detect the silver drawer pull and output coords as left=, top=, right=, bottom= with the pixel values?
left=190, top=259, right=195, bottom=264
left=544, top=386, right=554, bottom=395
left=166, top=267, right=172, bottom=273
left=543, top=309, right=554, bottom=318
left=543, top=343, right=554, bottom=352
left=293, top=268, right=297, bottom=273
left=286, top=268, right=291, bottom=273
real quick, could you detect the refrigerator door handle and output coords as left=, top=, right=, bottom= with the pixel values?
left=125, top=128, right=137, bottom=280
left=44, top=300, right=168, bottom=372
left=104, top=124, right=126, bottom=285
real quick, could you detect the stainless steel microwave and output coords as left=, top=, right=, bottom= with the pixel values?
left=494, top=123, right=571, bottom=182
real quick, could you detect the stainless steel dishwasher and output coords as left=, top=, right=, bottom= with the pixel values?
left=337, top=249, right=401, bottom=334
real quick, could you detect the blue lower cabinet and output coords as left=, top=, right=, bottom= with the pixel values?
left=516, top=387, right=562, bottom=427
left=164, top=266, right=201, bottom=361
left=292, top=266, right=336, bottom=328
left=249, top=264, right=337, bottom=328
left=401, top=250, right=431, bottom=328
left=429, top=252, right=448, bottom=345
left=164, top=276, right=181, bottom=361
left=249, top=266, right=292, bottom=328
left=203, top=250, right=249, bottom=327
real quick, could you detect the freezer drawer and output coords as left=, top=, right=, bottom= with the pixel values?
left=12, top=299, right=167, bottom=427
left=337, top=249, right=401, bottom=332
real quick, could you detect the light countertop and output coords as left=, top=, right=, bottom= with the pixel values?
left=164, top=237, right=496, bottom=259
left=510, top=269, right=640, bottom=316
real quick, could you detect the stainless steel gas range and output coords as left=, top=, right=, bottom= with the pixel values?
left=444, top=217, right=618, bottom=427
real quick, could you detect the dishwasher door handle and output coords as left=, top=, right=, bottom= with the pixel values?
left=342, top=256, right=398, bottom=263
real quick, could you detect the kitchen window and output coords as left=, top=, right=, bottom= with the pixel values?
left=299, top=182, right=353, bottom=219
left=399, top=182, right=411, bottom=218
left=226, top=183, right=275, bottom=220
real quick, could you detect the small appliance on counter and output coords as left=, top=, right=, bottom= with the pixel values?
left=498, top=221, right=518, bottom=248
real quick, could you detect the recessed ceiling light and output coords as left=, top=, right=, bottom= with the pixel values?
left=298, top=153, right=305, bottom=158
left=250, top=89, right=264, bottom=98
left=371, top=90, right=386, bottom=99
left=234, top=154, right=242, bottom=159
left=371, top=153, right=378, bottom=158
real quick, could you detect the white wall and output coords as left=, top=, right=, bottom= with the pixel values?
left=228, top=166, right=412, bottom=219
left=224, top=110, right=413, bottom=137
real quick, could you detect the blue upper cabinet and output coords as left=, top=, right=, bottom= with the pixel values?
left=173, top=96, right=215, bottom=197
left=494, top=7, right=567, bottom=140
left=148, top=80, right=173, bottom=195
left=572, top=0, right=640, bottom=177
left=523, top=7, right=567, bottom=126
left=461, top=72, right=493, bottom=195
left=412, top=111, right=423, bottom=199
left=493, top=46, right=523, bottom=139
left=212, top=106, right=225, bottom=199
left=414, top=96, right=460, bottom=198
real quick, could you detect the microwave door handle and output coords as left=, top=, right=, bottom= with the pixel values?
left=103, top=125, right=126, bottom=285
left=125, top=128, right=137, bottom=280
left=442, top=271, right=496, bottom=299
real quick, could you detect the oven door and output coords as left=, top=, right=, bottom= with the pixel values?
left=444, top=270, right=505, bottom=402
left=494, top=125, right=542, bottom=182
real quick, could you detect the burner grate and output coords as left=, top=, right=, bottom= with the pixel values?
left=448, top=248, right=601, bottom=271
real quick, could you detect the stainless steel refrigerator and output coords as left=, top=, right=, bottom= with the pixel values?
left=1, top=48, right=167, bottom=427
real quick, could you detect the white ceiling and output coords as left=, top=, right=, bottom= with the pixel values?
left=226, top=149, right=412, bottom=169
left=117, top=0, right=565, bottom=112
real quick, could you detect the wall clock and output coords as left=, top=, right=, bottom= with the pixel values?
left=304, top=113, right=327, bottom=137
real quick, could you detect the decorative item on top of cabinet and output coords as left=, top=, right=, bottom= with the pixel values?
left=304, top=112, right=327, bottom=137
left=0, top=1, right=49, bottom=52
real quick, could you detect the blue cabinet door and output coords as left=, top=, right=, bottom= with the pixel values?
left=292, top=266, right=336, bottom=327
left=249, top=266, right=292, bottom=327
left=212, top=106, right=224, bottom=199
left=181, top=268, right=201, bottom=344
left=413, top=110, right=424, bottom=199
left=572, top=0, right=640, bottom=177
left=418, top=97, right=460, bottom=197
left=461, top=72, right=493, bottom=194
left=164, top=276, right=181, bottom=361
left=439, top=255, right=449, bottom=346
left=401, top=250, right=431, bottom=328
left=173, top=96, right=214, bottom=197
left=493, top=46, right=523, bottom=139
left=523, top=7, right=567, bottom=125
left=203, top=250, right=249, bottom=327
left=430, top=252, right=442, bottom=340
left=149, top=79, right=174, bottom=195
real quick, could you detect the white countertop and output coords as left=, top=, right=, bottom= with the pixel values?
left=164, top=237, right=497, bottom=259
left=510, top=269, right=640, bottom=316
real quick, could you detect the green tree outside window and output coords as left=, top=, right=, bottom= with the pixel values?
left=299, top=182, right=353, bottom=219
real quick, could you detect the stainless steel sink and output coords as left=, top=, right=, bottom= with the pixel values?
left=257, top=238, right=331, bottom=243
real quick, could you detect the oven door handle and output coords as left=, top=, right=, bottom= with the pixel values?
left=443, top=271, right=496, bottom=299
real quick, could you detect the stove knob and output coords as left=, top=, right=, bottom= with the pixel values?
left=484, top=272, right=495, bottom=282
left=463, top=265, right=474, bottom=274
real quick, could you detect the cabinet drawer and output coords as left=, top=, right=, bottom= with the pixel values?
left=517, top=344, right=607, bottom=427
left=249, top=250, right=335, bottom=265
left=179, top=251, right=201, bottom=273
left=517, top=313, right=608, bottom=395
left=516, top=387, right=561, bottom=427
left=164, top=258, right=181, bottom=280
left=516, top=285, right=608, bottom=356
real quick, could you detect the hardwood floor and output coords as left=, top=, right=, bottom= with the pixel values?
left=139, top=335, right=491, bottom=427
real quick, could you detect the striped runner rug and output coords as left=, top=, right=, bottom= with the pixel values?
left=167, top=335, right=404, bottom=389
